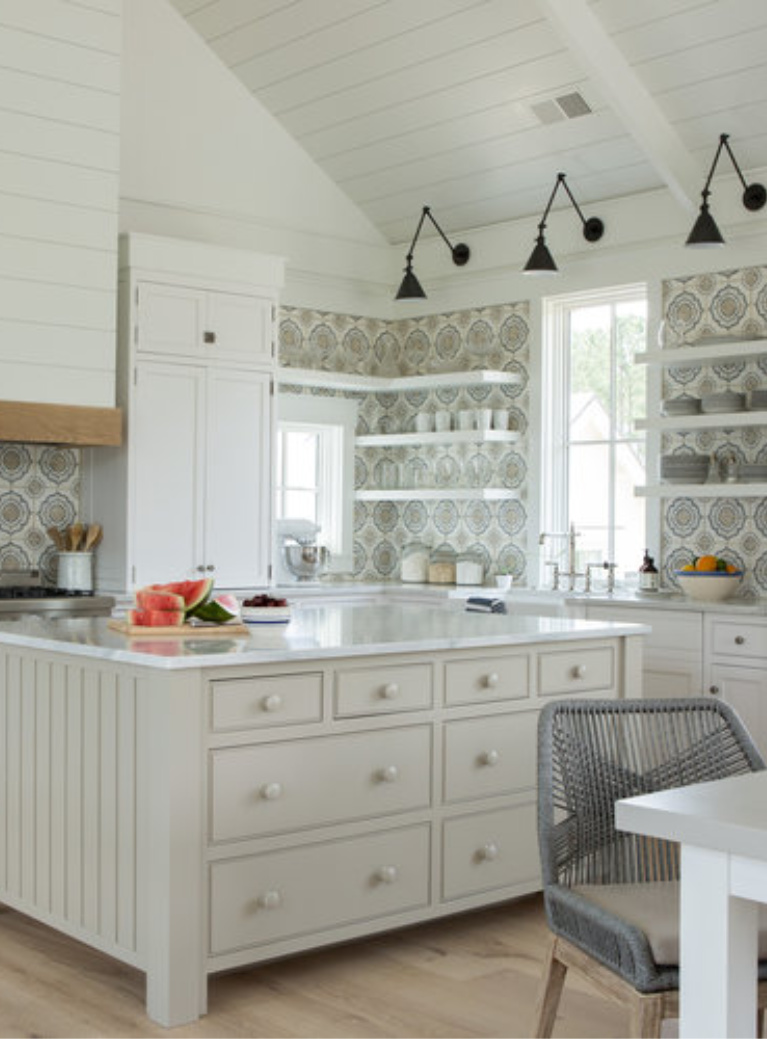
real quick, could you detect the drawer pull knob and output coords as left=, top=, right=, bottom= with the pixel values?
left=479, top=842, right=500, bottom=862
left=378, top=764, right=399, bottom=783
left=260, top=782, right=283, bottom=801
left=262, top=694, right=283, bottom=712
left=735, top=635, right=746, bottom=645
left=484, top=672, right=500, bottom=688
left=709, top=685, right=720, bottom=695
left=376, top=865, right=399, bottom=884
left=572, top=665, right=587, bottom=679
left=257, top=890, right=282, bottom=910
left=481, top=749, right=500, bottom=767
left=381, top=682, right=400, bottom=699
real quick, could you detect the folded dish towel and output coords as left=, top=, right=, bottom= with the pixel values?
left=465, top=597, right=507, bottom=614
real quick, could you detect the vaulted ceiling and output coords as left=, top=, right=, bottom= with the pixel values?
left=168, top=0, right=767, bottom=245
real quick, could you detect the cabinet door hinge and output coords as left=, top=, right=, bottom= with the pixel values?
left=133, top=366, right=138, bottom=386
left=268, top=564, right=273, bottom=581
left=131, top=565, right=136, bottom=584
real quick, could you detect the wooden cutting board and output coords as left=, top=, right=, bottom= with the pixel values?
left=108, top=618, right=250, bottom=637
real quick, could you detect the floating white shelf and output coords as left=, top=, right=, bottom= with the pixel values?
left=356, top=429, right=520, bottom=447
left=277, top=367, right=521, bottom=392
left=635, top=339, right=767, bottom=368
left=636, top=412, right=767, bottom=432
left=636, top=483, right=767, bottom=498
left=355, top=488, right=519, bottom=502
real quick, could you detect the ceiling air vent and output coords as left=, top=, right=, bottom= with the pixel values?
left=531, top=91, right=592, bottom=125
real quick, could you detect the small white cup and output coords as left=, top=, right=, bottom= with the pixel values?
left=435, top=410, right=451, bottom=432
left=476, top=408, right=492, bottom=431
left=492, top=409, right=508, bottom=431
left=495, top=574, right=513, bottom=591
left=458, top=409, right=474, bottom=431
left=415, top=412, right=433, bottom=433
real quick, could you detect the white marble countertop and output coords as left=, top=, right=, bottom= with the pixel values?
left=616, top=770, right=767, bottom=861
left=0, top=603, right=649, bottom=670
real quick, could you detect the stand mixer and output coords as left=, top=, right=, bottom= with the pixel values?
left=274, top=518, right=330, bottom=583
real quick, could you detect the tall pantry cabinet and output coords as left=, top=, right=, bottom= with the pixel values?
left=83, top=234, right=285, bottom=592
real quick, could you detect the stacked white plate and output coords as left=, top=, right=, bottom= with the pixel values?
left=738, top=464, right=767, bottom=483
left=660, top=453, right=710, bottom=484
left=661, top=396, right=701, bottom=416
left=700, top=390, right=746, bottom=414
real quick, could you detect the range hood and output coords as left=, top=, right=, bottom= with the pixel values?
left=0, top=400, right=122, bottom=446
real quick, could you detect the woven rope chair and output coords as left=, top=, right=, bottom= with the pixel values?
left=534, top=697, right=767, bottom=1038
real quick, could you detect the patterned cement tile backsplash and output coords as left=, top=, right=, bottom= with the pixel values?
left=280, top=302, right=531, bottom=584
left=661, top=264, right=767, bottom=595
left=0, top=443, right=79, bottom=581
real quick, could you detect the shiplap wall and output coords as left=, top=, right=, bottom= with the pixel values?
left=0, top=0, right=121, bottom=407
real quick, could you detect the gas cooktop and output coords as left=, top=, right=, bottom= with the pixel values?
left=0, top=586, right=94, bottom=600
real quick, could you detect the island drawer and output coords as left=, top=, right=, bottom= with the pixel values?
left=442, top=803, right=539, bottom=901
left=210, top=823, right=431, bottom=954
left=444, top=653, right=529, bottom=706
left=442, top=711, right=537, bottom=803
left=210, top=726, right=432, bottom=841
left=538, top=644, right=615, bottom=696
left=210, top=672, right=323, bottom=732
left=334, top=662, right=433, bottom=717
left=710, top=619, right=767, bottom=661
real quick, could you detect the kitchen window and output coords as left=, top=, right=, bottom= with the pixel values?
left=540, top=285, right=647, bottom=582
left=275, top=394, right=356, bottom=572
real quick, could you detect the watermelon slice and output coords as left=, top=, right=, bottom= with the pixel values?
left=128, top=608, right=185, bottom=627
left=188, top=593, right=239, bottom=624
left=135, top=589, right=185, bottom=612
left=149, top=578, right=214, bottom=616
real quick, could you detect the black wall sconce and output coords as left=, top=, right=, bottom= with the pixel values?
left=395, top=205, right=470, bottom=300
left=523, top=172, right=604, bottom=275
left=686, top=133, right=766, bottom=247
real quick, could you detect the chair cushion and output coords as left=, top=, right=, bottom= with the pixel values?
left=574, top=881, right=767, bottom=965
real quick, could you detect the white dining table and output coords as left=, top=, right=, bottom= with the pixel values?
left=616, top=770, right=767, bottom=1039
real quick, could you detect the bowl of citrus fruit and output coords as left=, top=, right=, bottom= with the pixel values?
left=675, top=555, right=743, bottom=602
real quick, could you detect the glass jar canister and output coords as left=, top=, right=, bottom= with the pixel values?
left=428, top=547, right=457, bottom=584
left=401, top=542, right=430, bottom=583
left=456, top=551, right=484, bottom=586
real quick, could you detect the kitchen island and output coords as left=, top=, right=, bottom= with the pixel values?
left=0, top=604, right=646, bottom=1025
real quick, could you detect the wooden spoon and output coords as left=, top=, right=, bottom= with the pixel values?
left=69, top=522, right=83, bottom=551
left=83, top=523, right=102, bottom=552
left=47, top=526, right=65, bottom=551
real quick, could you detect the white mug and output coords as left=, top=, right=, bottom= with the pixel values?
left=458, top=409, right=474, bottom=431
left=435, top=410, right=451, bottom=432
left=476, top=408, right=492, bottom=431
left=492, top=409, right=508, bottom=431
left=415, top=412, right=433, bottom=433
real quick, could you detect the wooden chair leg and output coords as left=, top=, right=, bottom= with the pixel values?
left=532, top=937, right=568, bottom=1038
left=628, top=993, right=664, bottom=1039
left=758, top=1006, right=764, bottom=1038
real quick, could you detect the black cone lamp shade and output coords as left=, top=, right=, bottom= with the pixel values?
left=395, top=206, right=470, bottom=300
left=523, top=173, right=604, bottom=275
left=686, top=133, right=766, bottom=247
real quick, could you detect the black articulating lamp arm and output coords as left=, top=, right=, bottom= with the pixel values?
left=702, top=133, right=767, bottom=213
left=545, top=173, right=605, bottom=243
left=406, top=205, right=470, bottom=268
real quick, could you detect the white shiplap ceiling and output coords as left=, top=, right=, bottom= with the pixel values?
left=168, top=0, right=767, bottom=245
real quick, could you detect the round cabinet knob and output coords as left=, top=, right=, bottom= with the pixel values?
left=572, top=665, right=587, bottom=679
left=381, top=682, right=399, bottom=700
left=735, top=635, right=746, bottom=645
left=261, top=694, right=283, bottom=713
left=484, top=672, right=500, bottom=689
left=479, top=842, right=500, bottom=862
left=709, top=685, right=720, bottom=695
left=257, top=890, right=282, bottom=910
left=260, top=781, right=283, bottom=801
left=481, top=749, right=500, bottom=767
left=196, top=565, right=205, bottom=573
left=375, top=865, right=398, bottom=884
left=206, top=564, right=215, bottom=572
left=378, top=764, right=399, bottom=783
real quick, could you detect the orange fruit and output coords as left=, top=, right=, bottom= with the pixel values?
left=695, top=555, right=718, bottom=571
left=682, top=563, right=695, bottom=572
left=726, top=563, right=738, bottom=574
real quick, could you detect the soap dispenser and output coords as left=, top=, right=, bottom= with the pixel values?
left=639, top=550, right=659, bottom=592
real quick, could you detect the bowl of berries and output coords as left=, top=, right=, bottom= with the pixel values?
left=241, top=593, right=292, bottom=624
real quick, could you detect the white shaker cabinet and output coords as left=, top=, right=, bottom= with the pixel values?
left=83, top=233, right=284, bottom=592
left=705, top=615, right=767, bottom=756
left=131, top=362, right=271, bottom=589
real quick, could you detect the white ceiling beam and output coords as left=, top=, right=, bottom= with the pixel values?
left=539, top=0, right=699, bottom=211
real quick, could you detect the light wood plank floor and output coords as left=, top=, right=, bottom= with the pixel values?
left=0, top=896, right=632, bottom=1038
